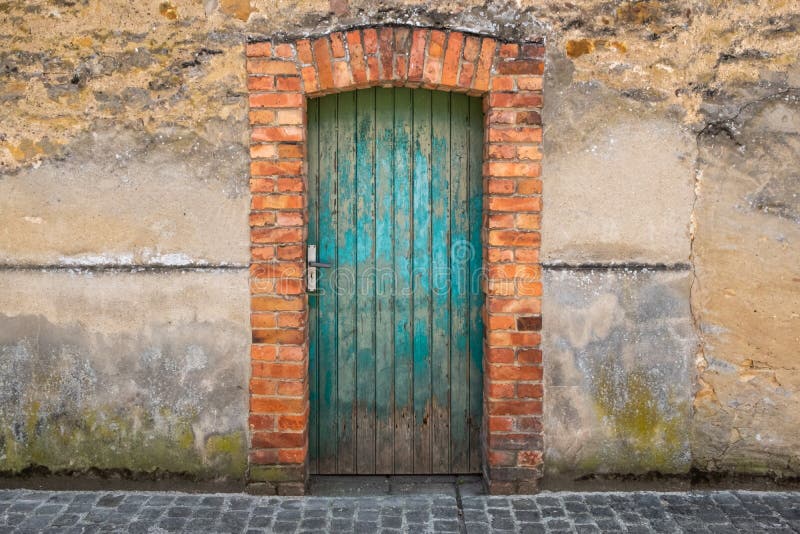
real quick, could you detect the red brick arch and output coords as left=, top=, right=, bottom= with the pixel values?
left=245, top=26, right=544, bottom=495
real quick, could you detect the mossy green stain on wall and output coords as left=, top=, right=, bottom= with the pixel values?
left=591, top=365, right=687, bottom=473
left=0, top=404, right=247, bottom=479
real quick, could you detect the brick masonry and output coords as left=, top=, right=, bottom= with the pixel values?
left=246, top=26, right=544, bottom=495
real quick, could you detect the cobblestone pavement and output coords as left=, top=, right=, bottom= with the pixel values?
left=1, top=489, right=799, bottom=533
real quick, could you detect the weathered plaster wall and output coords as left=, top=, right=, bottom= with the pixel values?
left=0, top=0, right=798, bottom=484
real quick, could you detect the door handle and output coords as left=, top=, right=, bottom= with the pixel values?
left=307, top=245, right=330, bottom=293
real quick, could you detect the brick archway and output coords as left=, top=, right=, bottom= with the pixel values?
left=245, top=26, right=544, bottom=495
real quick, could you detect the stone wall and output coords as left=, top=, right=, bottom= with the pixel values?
left=0, top=0, right=798, bottom=485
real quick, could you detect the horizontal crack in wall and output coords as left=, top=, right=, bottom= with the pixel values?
left=542, top=262, right=692, bottom=271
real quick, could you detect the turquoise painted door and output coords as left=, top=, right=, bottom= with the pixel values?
left=308, top=88, right=483, bottom=474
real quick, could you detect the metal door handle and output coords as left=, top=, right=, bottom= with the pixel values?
left=307, top=245, right=331, bottom=293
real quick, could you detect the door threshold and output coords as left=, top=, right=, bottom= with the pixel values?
left=309, top=474, right=485, bottom=497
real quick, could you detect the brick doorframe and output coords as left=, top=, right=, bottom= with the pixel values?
left=245, top=26, right=544, bottom=495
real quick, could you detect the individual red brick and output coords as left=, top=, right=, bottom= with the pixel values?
left=428, top=30, right=446, bottom=58
left=488, top=416, right=514, bottom=432
left=251, top=313, right=277, bottom=329
left=518, top=280, right=543, bottom=296
left=366, top=56, right=379, bottom=82
left=277, top=311, right=305, bottom=327
left=250, top=378, right=277, bottom=395
left=408, top=29, right=428, bottom=81
left=488, top=297, right=541, bottom=314
left=488, top=178, right=515, bottom=194
left=246, top=42, right=271, bottom=57
left=363, top=28, right=378, bottom=54
left=248, top=413, right=275, bottom=430
left=487, top=248, right=514, bottom=262
left=463, top=36, right=480, bottom=61
left=333, top=61, right=353, bottom=88
left=518, top=349, right=543, bottom=364
left=516, top=179, right=542, bottom=195
left=488, top=230, right=540, bottom=247
left=473, top=38, right=496, bottom=92
left=277, top=76, right=302, bottom=92
left=488, top=93, right=543, bottom=107
left=312, top=37, right=335, bottom=89
left=422, top=57, right=442, bottom=86
left=516, top=213, right=541, bottom=230
left=276, top=109, right=302, bottom=125
left=250, top=449, right=279, bottom=464
left=488, top=162, right=541, bottom=177
left=488, top=400, right=542, bottom=416
left=248, top=76, right=276, bottom=91
left=247, top=59, right=298, bottom=75
left=440, top=32, right=464, bottom=88
left=487, top=314, right=516, bottom=330
left=250, top=159, right=303, bottom=174
left=276, top=278, right=304, bottom=295
left=378, top=27, right=394, bottom=80
left=277, top=413, right=307, bottom=431
left=251, top=246, right=276, bottom=261
left=518, top=383, right=544, bottom=398
left=497, top=59, right=544, bottom=75
left=487, top=331, right=542, bottom=350
left=251, top=345, right=277, bottom=361
left=251, top=431, right=305, bottom=449
left=518, top=450, right=544, bottom=467
left=488, top=127, right=543, bottom=144
left=522, top=44, right=545, bottom=58
left=249, top=109, right=275, bottom=125
left=251, top=226, right=304, bottom=242
left=488, top=450, right=516, bottom=467
left=278, top=144, right=304, bottom=158
left=277, top=382, right=305, bottom=396
left=346, top=30, right=368, bottom=85
left=296, top=39, right=313, bottom=64
left=490, top=75, right=515, bottom=91
left=301, top=66, right=319, bottom=93
left=518, top=145, right=543, bottom=160
left=279, top=346, right=305, bottom=361
left=486, top=347, right=515, bottom=363
left=276, top=178, right=304, bottom=192
left=517, top=75, right=543, bottom=91
left=499, top=43, right=519, bottom=58
left=249, top=93, right=304, bottom=108
left=278, top=448, right=307, bottom=464
left=458, top=61, right=475, bottom=88
left=488, top=213, right=515, bottom=228
left=252, top=328, right=305, bottom=344
left=251, top=262, right=304, bottom=278
left=274, top=43, right=295, bottom=58
left=330, top=32, right=346, bottom=58
left=250, top=396, right=306, bottom=414
left=395, top=55, right=408, bottom=80
left=277, top=245, right=304, bottom=260
left=394, top=26, right=411, bottom=54
left=488, top=382, right=515, bottom=398
left=252, top=361, right=306, bottom=379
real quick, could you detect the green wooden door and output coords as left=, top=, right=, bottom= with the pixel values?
left=308, top=88, right=483, bottom=474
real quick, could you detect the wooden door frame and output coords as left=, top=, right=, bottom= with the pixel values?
left=246, top=25, right=544, bottom=495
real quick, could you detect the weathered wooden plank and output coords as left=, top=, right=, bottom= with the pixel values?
left=430, top=91, right=452, bottom=473
left=392, top=87, right=415, bottom=474
left=355, top=88, right=377, bottom=473
left=336, top=91, right=358, bottom=474
left=316, top=95, right=339, bottom=474
left=307, top=98, right=320, bottom=474
left=374, top=87, right=396, bottom=474
left=448, top=93, right=471, bottom=473
left=467, top=95, right=484, bottom=472
left=412, top=89, right=433, bottom=473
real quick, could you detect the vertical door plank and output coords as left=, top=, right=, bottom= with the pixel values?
left=336, top=91, right=358, bottom=474
left=467, top=96, right=485, bottom=472
left=307, top=98, right=320, bottom=474
left=317, top=95, right=339, bottom=474
left=392, top=88, right=415, bottom=473
left=375, top=87, right=396, bottom=474
left=355, top=89, right=377, bottom=473
left=448, top=93, right=471, bottom=473
left=430, top=91, right=452, bottom=473
left=412, top=89, right=433, bottom=473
